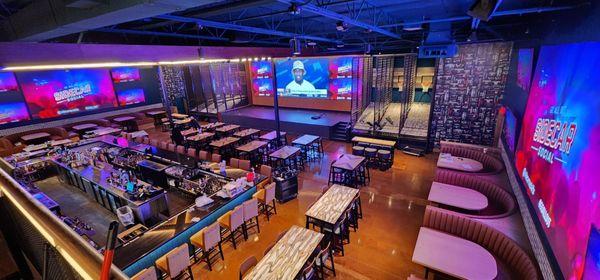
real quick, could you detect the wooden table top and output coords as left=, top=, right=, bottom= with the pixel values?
left=437, top=153, right=484, bottom=172
left=173, top=118, right=192, bottom=125
left=21, top=132, right=51, bottom=141
left=216, top=124, right=240, bottom=132
left=236, top=140, right=268, bottom=153
left=351, top=136, right=396, bottom=147
left=186, top=132, right=215, bottom=142
left=201, top=122, right=225, bottom=129
left=260, top=130, right=286, bottom=141
left=72, top=123, right=98, bottom=131
left=171, top=113, right=188, bottom=119
left=181, top=128, right=198, bottom=137
left=269, top=146, right=301, bottom=160
left=145, top=110, right=166, bottom=116
left=332, top=154, right=365, bottom=171
left=428, top=182, right=488, bottom=211
left=306, top=184, right=359, bottom=225
left=234, top=128, right=260, bottom=138
left=412, top=227, right=497, bottom=280
left=85, top=127, right=122, bottom=137
left=243, top=225, right=323, bottom=280
left=210, top=137, right=240, bottom=148
left=113, top=116, right=136, bottom=122
left=292, top=134, right=320, bottom=146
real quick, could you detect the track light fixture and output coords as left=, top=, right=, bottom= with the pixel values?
left=336, top=21, right=348, bottom=32
left=288, top=3, right=301, bottom=15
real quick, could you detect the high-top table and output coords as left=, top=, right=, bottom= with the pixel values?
left=428, top=182, right=488, bottom=211
left=306, top=184, right=359, bottom=230
left=146, top=110, right=167, bottom=126
left=269, top=146, right=302, bottom=169
left=412, top=227, right=497, bottom=280
left=243, top=225, right=323, bottom=280
left=233, top=128, right=260, bottom=139
left=209, top=136, right=240, bottom=155
left=215, top=124, right=240, bottom=135
left=292, top=134, right=322, bottom=160
left=113, top=116, right=138, bottom=132
left=21, top=132, right=51, bottom=144
left=351, top=136, right=396, bottom=147
left=236, top=140, right=268, bottom=164
left=331, top=154, right=366, bottom=187
left=201, top=122, right=225, bottom=131
left=181, top=128, right=198, bottom=137
left=260, top=130, right=287, bottom=146
left=437, top=153, right=484, bottom=172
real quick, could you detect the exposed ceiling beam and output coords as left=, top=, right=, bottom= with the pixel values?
left=381, top=3, right=587, bottom=28
left=155, top=14, right=341, bottom=44
left=0, top=0, right=224, bottom=41
left=276, top=0, right=401, bottom=40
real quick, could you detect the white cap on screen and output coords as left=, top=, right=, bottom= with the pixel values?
left=292, top=60, right=305, bottom=71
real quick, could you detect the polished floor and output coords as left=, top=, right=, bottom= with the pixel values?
left=147, top=125, right=438, bottom=280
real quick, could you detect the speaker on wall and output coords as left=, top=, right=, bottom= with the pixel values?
left=468, top=0, right=500, bottom=21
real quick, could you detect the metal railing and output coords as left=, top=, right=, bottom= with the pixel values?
left=0, top=167, right=129, bottom=280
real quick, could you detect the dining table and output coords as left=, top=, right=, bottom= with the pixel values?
left=201, top=122, right=225, bottom=131
left=437, top=153, right=484, bottom=172
left=233, top=128, right=260, bottom=139
left=428, top=182, right=488, bottom=211
left=269, top=145, right=302, bottom=169
left=412, top=227, right=497, bottom=280
left=331, top=154, right=366, bottom=187
left=306, top=184, right=359, bottom=230
left=72, top=123, right=98, bottom=132
left=243, top=225, right=323, bottom=280
left=21, top=132, right=51, bottom=144
left=145, top=110, right=167, bottom=126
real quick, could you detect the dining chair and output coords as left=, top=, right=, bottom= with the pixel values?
left=187, top=148, right=197, bottom=158
left=239, top=159, right=251, bottom=171
left=238, top=255, right=258, bottom=280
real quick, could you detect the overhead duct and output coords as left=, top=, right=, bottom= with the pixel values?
left=419, top=21, right=457, bottom=58
left=0, top=0, right=223, bottom=42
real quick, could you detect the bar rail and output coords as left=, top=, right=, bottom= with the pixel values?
left=0, top=165, right=129, bottom=280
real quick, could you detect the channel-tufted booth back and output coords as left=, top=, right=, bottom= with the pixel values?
left=434, top=169, right=516, bottom=219
left=422, top=206, right=539, bottom=280
left=440, top=144, right=505, bottom=175
left=440, top=141, right=502, bottom=159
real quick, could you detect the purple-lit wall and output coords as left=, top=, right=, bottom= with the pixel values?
left=0, top=42, right=290, bottom=66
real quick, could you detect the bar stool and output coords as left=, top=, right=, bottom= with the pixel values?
left=300, top=258, right=320, bottom=280
left=218, top=206, right=246, bottom=249
left=316, top=241, right=336, bottom=277
left=198, top=150, right=210, bottom=161
left=150, top=139, right=159, bottom=147
left=176, top=145, right=186, bottom=155
left=131, top=267, right=158, bottom=280
left=242, top=198, right=260, bottom=236
left=352, top=146, right=365, bottom=156
left=253, top=182, right=277, bottom=221
left=364, top=147, right=378, bottom=167
left=239, top=256, right=258, bottom=280
left=190, top=222, right=224, bottom=271
left=154, top=244, right=194, bottom=280
left=211, top=153, right=222, bottom=163
left=377, top=149, right=392, bottom=170
left=167, top=143, right=177, bottom=152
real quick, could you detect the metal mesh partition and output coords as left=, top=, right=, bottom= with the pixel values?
left=372, top=56, right=394, bottom=135
left=398, top=54, right=417, bottom=133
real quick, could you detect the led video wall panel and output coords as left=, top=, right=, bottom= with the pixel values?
left=516, top=41, right=600, bottom=279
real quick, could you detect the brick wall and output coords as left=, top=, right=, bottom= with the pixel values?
left=430, top=42, right=512, bottom=147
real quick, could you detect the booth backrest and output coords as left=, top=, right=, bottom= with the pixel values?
left=434, top=169, right=516, bottom=219
left=0, top=127, right=70, bottom=156
left=440, top=141, right=502, bottom=159
left=422, top=206, right=539, bottom=280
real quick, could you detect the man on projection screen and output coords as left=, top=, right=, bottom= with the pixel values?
left=285, top=60, right=316, bottom=95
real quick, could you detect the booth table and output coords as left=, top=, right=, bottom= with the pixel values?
left=72, top=123, right=98, bottom=132
left=243, top=225, right=323, bottom=280
left=428, top=182, right=488, bottom=211
left=306, top=184, right=359, bottom=230
left=21, top=132, right=51, bottom=145
left=412, top=227, right=497, bottom=280
left=113, top=116, right=138, bottom=132
left=437, top=153, right=484, bottom=172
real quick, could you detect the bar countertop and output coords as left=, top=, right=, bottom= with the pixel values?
left=113, top=184, right=258, bottom=269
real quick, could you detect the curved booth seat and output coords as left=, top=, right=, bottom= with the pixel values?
left=440, top=140, right=502, bottom=159
left=0, top=127, right=70, bottom=156
left=434, top=169, right=516, bottom=219
left=422, top=206, right=540, bottom=280
left=440, top=144, right=505, bottom=175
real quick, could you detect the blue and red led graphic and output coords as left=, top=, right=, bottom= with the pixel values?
left=251, top=79, right=274, bottom=97
left=0, top=102, right=30, bottom=125
left=117, top=88, right=146, bottom=106
left=250, top=61, right=273, bottom=79
left=111, top=67, right=141, bottom=83
left=517, top=48, right=534, bottom=91
left=20, top=69, right=118, bottom=119
left=329, top=57, right=353, bottom=78
left=0, top=72, right=19, bottom=92
left=515, top=42, right=600, bottom=279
